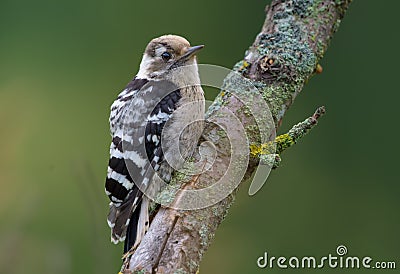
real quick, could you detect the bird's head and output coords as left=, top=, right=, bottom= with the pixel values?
left=136, top=35, right=204, bottom=81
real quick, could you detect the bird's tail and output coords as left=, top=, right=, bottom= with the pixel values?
left=123, top=197, right=150, bottom=253
left=123, top=202, right=140, bottom=253
left=107, top=190, right=142, bottom=245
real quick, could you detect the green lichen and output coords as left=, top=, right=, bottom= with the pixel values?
left=172, top=171, right=189, bottom=184
left=188, top=260, right=199, bottom=274
left=245, top=124, right=261, bottom=138
left=199, top=224, right=209, bottom=247
left=260, top=154, right=281, bottom=169
left=234, top=60, right=250, bottom=73
left=293, top=0, right=315, bottom=18
left=287, top=114, right=319, bottom=140
left=234, top=1, right=318, bottom=123
left=173, top=269, right=188, bottom=274
left=211, top=206, right=220, bottom=217
left=148, top=200, right=158, bottom=216
left=130, top=270, right=145, bottom=274
left=216, top=129, right=227, bottom=138
left=219, top=0, right=349, bottom=131
left=250, top=107, right=324, bottom=167
left=154, top=183, right=181, bottom=206
left=206, top=92, right=226, bottom=118
left=238, top=104, right=252, bottom=118
left=275, top=133, right=295, bottom=152
left=335, top=0, right=353, bottom=18
left=332, top=18, right=342, bottom=33
left=299, top=0, right=348, bottom=59
left=256, top=14, right=316, bottom=83
left=154, top=159, right=201, bottom=205
left=249, top=133, right=294, bottom=157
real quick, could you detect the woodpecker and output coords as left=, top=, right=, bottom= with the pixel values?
left=105, top=35, right=205, bottom=254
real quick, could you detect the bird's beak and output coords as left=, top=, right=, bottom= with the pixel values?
left=181, top=45, right=204, bottom=60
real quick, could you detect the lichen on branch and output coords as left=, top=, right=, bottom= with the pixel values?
left=250, top=106, right=326, bottom=168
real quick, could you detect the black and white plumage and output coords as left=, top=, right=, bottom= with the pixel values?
left=105, top=35, right=205, bottom=254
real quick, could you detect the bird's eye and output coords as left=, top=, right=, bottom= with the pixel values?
left=161, top=51, right=172, bottom=61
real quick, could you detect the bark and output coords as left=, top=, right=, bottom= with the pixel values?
left=123, top=0, right=352, bottom=273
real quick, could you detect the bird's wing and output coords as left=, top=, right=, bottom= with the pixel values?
left=105, top=78, right=181, bottom=244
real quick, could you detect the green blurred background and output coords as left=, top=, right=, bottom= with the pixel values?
left=0, top=0, right=399, bottom=273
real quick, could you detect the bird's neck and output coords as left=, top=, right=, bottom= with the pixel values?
left=136, top=55, right=201, bottom=89
left=165, top=62, right=201, bottom=89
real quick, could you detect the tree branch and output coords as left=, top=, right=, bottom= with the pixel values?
left=123, top=0, right=352, bottom=273
left=252, top=106, right=326, bottom=169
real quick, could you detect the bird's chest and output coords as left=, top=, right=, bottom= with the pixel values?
left=161, top=86, right=205, bottom=166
